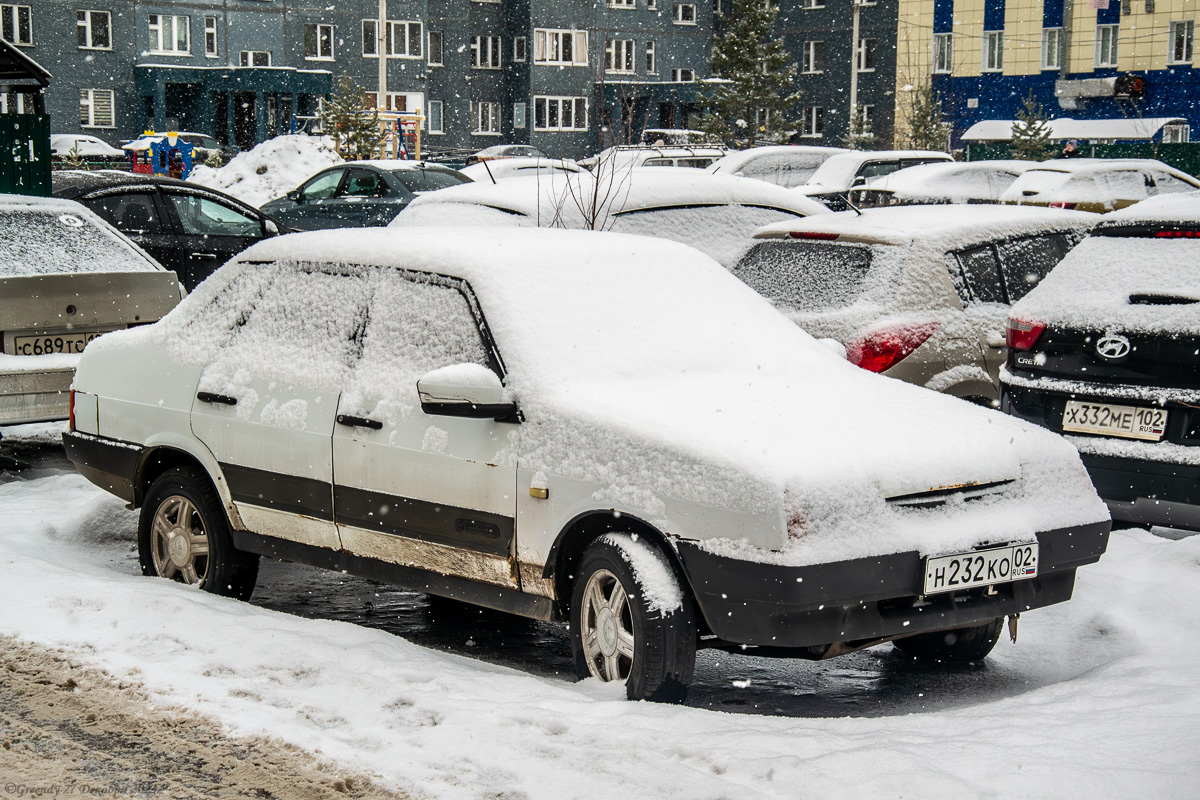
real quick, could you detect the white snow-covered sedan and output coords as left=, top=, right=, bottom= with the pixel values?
left=64, top=227, right=1110, bottom=702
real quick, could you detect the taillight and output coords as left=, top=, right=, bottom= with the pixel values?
left=1154, top=230, right=1200, bottom=238
left=1048, top=201, right=1078, bottom=210
left=847, top=322, right=940, bottom=373
left=69, top=390, right=76, bottom=432
left=788, top=231, right=839, bottom=240
left=1005, top=316, right=1046, bottom=350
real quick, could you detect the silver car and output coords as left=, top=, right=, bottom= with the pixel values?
left=732, top=205, right=1098, bottom=402
left=0, top=195, right=183, bottom=427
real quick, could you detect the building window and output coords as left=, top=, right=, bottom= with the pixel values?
left=802, top=40, right=824, bottom=73
left=514, top=102, right=527, bottom=129
left=674, top=4, right=697, bottom=24
left=471, top=35, right=502, bottom=68
left=0, top=4, right=31, bottom=46
left=606, top=39, right=636, bottom=73
left=610, top=0, right=636, bottom=6
left=801, top=106, right=823, bottom=137
left=1041, top=27, right=1063, bottom=70
left=672, top=67, right=694, bottom=81
left=1095, top=24, right=1118, bottom=67
left=803, top=0, right=824, bottom=9
left=471, top=101, right=501, bottom=135
left=1163, top=122, right=1189, bottom=143
left=933, top=33, right=952, bottom=73
left=304, top=23, right=334, bottom=60
left=514, top=36, right=527, bottom=62
left=429, top=31, right=443, bottom=65
left=427, top=100, right=444, bottom=134
left=534, top=29, right=588, bottom=66
left=240, top=50, right=271, bottom=66
left=80, top=89, right=115, bottom=128
left=855, top=38, right=876, bottom=72
left=365, top=91, right=409, bottom=112
left=149, top=14, right=189, bottom=54
left=534, top=96, right=588, bottom=131
left=362, top=20, right=423, bottom=58
left=1170, top=20, right=1194, bottom=64
left=645, top=40, right=656, bottom=73
left=648, top=0, right=658, bottom=8
left=982, top=30, right=1004, bottom=71
left=0, top=92, right=29, bottom=114
left=205, top=16, right=218, bottom=57
left=77, top=10, right=111, bottom=50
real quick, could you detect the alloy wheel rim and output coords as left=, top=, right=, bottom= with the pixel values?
left=150, top=495, right=210, bottom=587
left=580, top=568, right=636, bottom=682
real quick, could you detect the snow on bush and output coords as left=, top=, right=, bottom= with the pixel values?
left=187, top=135, right=343, bottom=208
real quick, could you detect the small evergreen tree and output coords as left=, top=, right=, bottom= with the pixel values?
left=319, top=74, right=385, bottom=160
left=902, top=83, right=952, bottom=151
left=698, top=0, right=800, bottom=148
left=1010, top=90, right=1054, bottom=161
left=843, top=106, right=876, bottom=150
left=61, top=144, right=90, bottom=171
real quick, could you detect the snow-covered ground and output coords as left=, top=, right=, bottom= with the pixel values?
left=188, top=135, right=342, bottom=208
left=1, top=426, right=1198, bottom=798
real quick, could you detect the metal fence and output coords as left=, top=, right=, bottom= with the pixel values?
left=0, top=113, right=51, bottom=197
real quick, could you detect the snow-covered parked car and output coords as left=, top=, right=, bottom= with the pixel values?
left=578, top=145, right=731, bottom=171
left=459, top=157, right=582, bottom=183
left=706, top=145, right=849, bottom=188
left=394, top=168, right=829, bottom=267
left=64, top=226, right=1110, bottom=702
left=999, top=159, right=1200, bottom=212
left=732, top=205, right=1098, bottom=402
left=794, top=150, right=953, bottom=210
left=857, top=160, right=1034, bottom=207
left=1001, top=192, right=1200, bottom=531
left=50, top=134, right=124, bottom=159
left=0, top=195, right=183, bottom=426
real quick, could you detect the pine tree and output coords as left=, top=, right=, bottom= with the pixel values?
left=1010, top=91, right=1054, bottom=161
left=698, top=0, right=800, bottom=149
left=902, top=83, right=952, bottom=151
left=319, top=74, right=385, bottom=160
left=843, top=106, right=876, bottom=150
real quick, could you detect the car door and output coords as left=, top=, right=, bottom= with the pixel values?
left=279, top=168, right=347, bottom=231
left=159, top=188, right=267, bottom=290
left=320, top=167, right=381, bottom=228
left=188, top=263, right=374, bottom=551
left=949, top=243, right=1012, bottom=386
left=80, top=188, right=183, bottom=276
left=332, top=270, right=521, bottom=590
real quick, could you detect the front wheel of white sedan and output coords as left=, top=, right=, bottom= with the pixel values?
left=570, top=534, right=696, bottom=703
left=138, top=466, right=259, bottom=601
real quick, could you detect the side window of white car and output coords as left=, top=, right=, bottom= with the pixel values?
left=171, top=263, right=373, bottom=392
left=952, top=245, right=1006, bottom=305
left=343, top=273, right=493, bottom=416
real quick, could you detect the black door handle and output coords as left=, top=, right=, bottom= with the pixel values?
left=336, top=414, right=383, bottom=430
left=197, top=391, right=237, bottom=406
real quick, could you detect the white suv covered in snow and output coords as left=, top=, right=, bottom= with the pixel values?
left=65, top=227, right=1110, bottom=701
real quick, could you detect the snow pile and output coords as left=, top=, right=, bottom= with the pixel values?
left=187, top=135, right=343, bottom=208
left=0, top=463, right=1198, bottom=798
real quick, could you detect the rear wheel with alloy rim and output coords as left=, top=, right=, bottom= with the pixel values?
left=138, top=466, right=258, bottom=600
left=570, top=534, right=696, bottom=703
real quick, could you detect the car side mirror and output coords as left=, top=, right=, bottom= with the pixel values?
left=417, top=363, right=516, bottom=420
left=287, top=189, right=300, bottom=202
left=851, top=175, right=867, bottom=188
left=264, top=219, right=280, bottom=236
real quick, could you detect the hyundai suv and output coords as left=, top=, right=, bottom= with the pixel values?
left=64, top=227, right=1109, bottom=701
left=1001, top=192, right=1200, bottom=531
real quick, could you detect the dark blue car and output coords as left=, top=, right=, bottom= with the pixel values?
left=260, top=161, right=472, bottom=231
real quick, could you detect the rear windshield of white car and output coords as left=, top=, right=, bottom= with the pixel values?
left=732, top=241, right=875, bottom=312
left=612, top=205, right=806, bottom=268
left=0, top=209, right=155, bottom=276
left=390, top=169, right=469, bottom=193
left=737, top=154, right=830, bottom=187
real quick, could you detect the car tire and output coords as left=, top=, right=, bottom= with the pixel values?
left=569, top=534, right=696, bottom=703
left=138, top=466, right=259, bottom=600
left=892, top=617, right=1004, bottom=663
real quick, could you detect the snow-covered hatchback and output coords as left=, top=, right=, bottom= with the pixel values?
left=65, top=227, right=1110, bottom=701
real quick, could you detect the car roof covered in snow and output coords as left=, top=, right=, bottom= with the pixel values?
left=1099, top=189, right=1200, bottom=225
left=752, top=204, right=1099, bottom=247
left=345, top=160, right=463, bottom=172
left=1008, top=158, right=1190, bottom=175
left=861, top=160, right=1035, bottom=201
left=460, top=157, right=581, bottom=182
left=798, top=150, right=954, bottom=192
left=707, top=145, right=849, bottom=175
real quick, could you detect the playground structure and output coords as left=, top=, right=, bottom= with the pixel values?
left=377, top=111, right=424, bottom=160
left=123, top=131, right=197, bottom=179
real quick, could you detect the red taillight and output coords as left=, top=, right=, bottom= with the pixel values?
left=847, top=322, right=940, bottom=373
left=1005, top=316, right=1046, bottom=350
left=1154, top=230, right=1200, bottom=238
left=68, top=390, right=76, bottom=432
left=1047, top=201, right=1078, bottom=210
left=788, top=231, right=839, bottom=240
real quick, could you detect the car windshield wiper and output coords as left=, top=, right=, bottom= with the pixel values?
left=1129, top=293, right=1200, bottom=306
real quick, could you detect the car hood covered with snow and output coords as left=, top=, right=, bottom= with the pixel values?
left=97, top=227, right=1107, bottom=563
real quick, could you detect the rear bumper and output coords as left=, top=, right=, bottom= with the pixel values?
left=0, top=366, right=74, bottom=425
left=62, top=430, right=140, bottom=503
left=677, top=521, right=1109, bottom=649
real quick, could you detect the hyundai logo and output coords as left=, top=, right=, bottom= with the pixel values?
left=1095, top=333, right=1132, bottom=361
